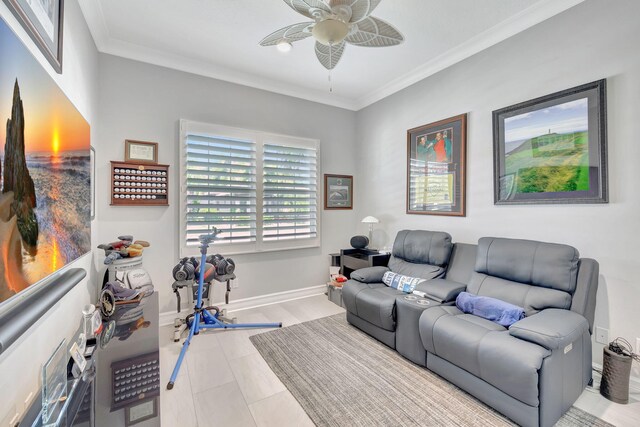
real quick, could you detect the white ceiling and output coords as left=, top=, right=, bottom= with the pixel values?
left=79, top=0, right=584, bottom=110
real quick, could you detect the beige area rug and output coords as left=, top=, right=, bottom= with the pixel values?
left=250, top=314, right=613, bottom=427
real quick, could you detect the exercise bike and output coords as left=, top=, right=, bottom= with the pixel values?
left=167, top=228, right=282, bottom=390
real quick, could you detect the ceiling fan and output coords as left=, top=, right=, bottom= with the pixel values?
left=259, top=0, right=404, bottom=70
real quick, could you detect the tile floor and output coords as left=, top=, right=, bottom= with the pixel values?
left=159, top=294, right=640, bottom=427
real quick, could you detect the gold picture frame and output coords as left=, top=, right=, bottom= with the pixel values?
left=125, top=140, right=158, bottom=164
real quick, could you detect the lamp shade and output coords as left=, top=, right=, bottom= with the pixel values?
left=361, top=216, right=379, bottom=224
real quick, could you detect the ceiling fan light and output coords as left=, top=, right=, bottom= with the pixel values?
left=312, top=19, right=349, bottom=46
left=276, top=41, right=292, bottom=53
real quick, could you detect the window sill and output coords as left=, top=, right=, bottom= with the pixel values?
left=180, top=242, right=321, bottom=258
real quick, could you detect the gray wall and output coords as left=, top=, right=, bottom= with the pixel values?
left=96, top=55, right=358, bottom=315
left=0, top=0, right=99, bottom=422
left=354, top=0, right=640, bottom=371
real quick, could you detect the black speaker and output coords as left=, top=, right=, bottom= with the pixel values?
left=350, top=235, right=369, bottom=249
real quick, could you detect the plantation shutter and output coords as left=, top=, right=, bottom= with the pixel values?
left=262, top=143, right=318, bottom=241
left=185, top=134, right=257, bottom=246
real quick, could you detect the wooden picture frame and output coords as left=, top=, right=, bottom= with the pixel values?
left=407, top=114, right=467, bottom=216
left=110, top=161, right=169, bottom=206
left=125, top=140, right=158, bottom=164
left=324, top=174, right=353, bottom=210
left=3, top=0, right=64, bottom=73
left=493, top=79, right=608, bottom=204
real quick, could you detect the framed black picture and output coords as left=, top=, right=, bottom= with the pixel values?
left=324, top=174, right=353, bottom=209
left=407, top=114, right=467, bottom=216
left=3, top=0, right=64, bottom=73
left=493, top=80, right=608, bottom=205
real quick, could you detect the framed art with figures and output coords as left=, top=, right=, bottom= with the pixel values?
left=407, top=114, right=467, bottom=216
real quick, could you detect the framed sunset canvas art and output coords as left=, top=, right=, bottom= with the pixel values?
left=0, top=16, right=90, bottom=306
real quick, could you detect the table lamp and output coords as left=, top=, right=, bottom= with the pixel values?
left=361, top=216, right=379, bottom=246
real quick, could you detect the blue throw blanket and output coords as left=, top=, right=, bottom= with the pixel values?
left=455, top=292, right=525, bottom=327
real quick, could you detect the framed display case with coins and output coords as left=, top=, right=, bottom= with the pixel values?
left=111, top=161, right=170, bottom=206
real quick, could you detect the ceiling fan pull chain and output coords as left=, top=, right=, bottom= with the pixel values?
left=328, top=42, right=333, bottom=92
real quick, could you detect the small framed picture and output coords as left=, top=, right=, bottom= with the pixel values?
left=125, top=140, right=158, bottom=164
left=125, top=397, right=158, bottom=426
left=324, top=174, right=353, bottom=210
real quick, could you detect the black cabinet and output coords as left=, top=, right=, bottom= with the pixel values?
left=340, top=249, right=390, bottom=279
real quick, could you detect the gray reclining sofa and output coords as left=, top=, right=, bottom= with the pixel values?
left=342, top=231, right=599, bottom=427
left=342, top=230, right=476, bottom=349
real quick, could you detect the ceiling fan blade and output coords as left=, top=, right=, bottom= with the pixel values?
left=345, top=16, right=403, bottom=47
left=260, top=22, right=314, bottom=46
left=329, top=0, right=382, bottom=23
left=284, top=0, right=332, bottom=19
left=315, top=41, right=346, bottom=70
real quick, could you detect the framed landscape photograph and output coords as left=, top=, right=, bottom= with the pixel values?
left=324, top=174, right=353, bottom=210
left=407, top=114, right=467, bottom=216
left=493, top=80, right=607, bottom=205
left=2, top=0, right=64, bottom=73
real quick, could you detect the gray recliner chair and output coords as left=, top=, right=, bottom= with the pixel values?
left=419, top=237, right=599, bottom=427
left=342, top=230, right=454, bottom=348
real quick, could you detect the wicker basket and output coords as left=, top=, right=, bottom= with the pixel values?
left=600, top=346, right=632, bottom=404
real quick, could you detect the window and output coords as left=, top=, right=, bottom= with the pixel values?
left=180, top=120, right=320, bottom=255
left=262, top=143, right=318, bottom=242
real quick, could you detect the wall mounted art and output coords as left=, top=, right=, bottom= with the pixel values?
left=324, top=174, right=353, bottom=210
left=2, top=0, right=64, bottom=72
left=493, top=80, right=607, bottom=204
left=0, top=15, right=90, bottom=307
left=407, top=114, right=467, bottom=216
left=125, top=139, right=158, bottom=164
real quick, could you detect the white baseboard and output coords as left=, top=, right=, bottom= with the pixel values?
left=592, top=362, right=640, bottom=393
left=159, top=284, right=326, bottom=326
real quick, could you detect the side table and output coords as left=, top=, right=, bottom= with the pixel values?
left=395, top=295, right=442, bottom=367
left=340, top=249, right=390, bottom=278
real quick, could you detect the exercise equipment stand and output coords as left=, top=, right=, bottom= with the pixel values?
left=167, top=230, right=282, bottom=390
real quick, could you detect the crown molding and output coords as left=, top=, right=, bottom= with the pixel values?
left=80, top=0, right=584, bottom=112
left=353, top=0, right=586, bottom=109
left=77, top=1, right=358, bottom=111
left=103, top=37, right=358, bottom=111
left=78, top=0, right=110, bottom=50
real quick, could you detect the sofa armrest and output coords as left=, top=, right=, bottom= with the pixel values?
left=414, top=278, right=466, bottom=303
left=350, top=266, right=390, bottom=283
left=509, top=309, right=589, bottom=350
